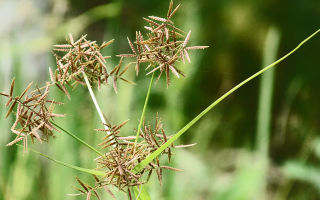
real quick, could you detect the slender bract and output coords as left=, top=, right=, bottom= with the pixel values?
left=51, top=121, right=104, bottom=157
left=16, top=144, right=105, bottom=176
left=133, top=29, right=320, bottom=173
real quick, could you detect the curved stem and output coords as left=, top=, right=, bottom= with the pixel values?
left=51, top=121, right=104, bottom=157
left=134, top=72, right=155, bottom=144
left=133, top=29, right=320, bottom=173
left=17, top=144, right=105, bottom=176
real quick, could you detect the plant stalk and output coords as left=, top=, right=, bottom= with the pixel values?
left=134, top=72, right=155, bottom=144
left=17, top=144, right=105, bottom=176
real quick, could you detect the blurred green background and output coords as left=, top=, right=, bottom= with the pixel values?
left=0, top=0, right=320, bottom=199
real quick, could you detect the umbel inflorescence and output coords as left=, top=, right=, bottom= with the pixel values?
left=0, top=0, right=207, bottom=199
left=118, top=0, right=208, bottom=86
left=0, top=80, right=64, bottom=151
left=85, top=114, right=188, bottom=198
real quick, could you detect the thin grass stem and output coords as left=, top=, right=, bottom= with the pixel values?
left=51, top=121, right=104, bottom=157
left=133, top=29, right=320, bottom=173
left=134, top=72, right=155, bottom=144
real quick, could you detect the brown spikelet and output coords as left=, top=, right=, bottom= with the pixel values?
left=148, top=16, right=167, bottom=23
left=10, top=78, right=15, bottom=97
left=116, top=54, right=136, bottom=58
left=161, top=166, right=184, bottom=172
left=68, top=33, right=74, bottom=45
left=0, top=92, right=9, bottom=97
left=17, top=82, right=33, bottom=101
left=167, top=0, right=174, bottom=18
left=183, top=30, right=191, bottom=47
left=100, top=39, right=115, bottom=49
left=5, top=100, right=17, bottom=118
left=168, top=3, right=181, bottom=19
left=175, top=143, right=197, bottom=148
left=127, top=37, right=137, bottom=55
left=186, top=46, right=209, bottom=50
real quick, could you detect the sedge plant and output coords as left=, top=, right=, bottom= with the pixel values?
left=0, top=1, right=319, bottom=199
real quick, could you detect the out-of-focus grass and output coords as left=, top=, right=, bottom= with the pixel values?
left=255, top=26, right=280, bottom=199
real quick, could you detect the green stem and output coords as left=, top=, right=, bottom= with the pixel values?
left=51, top=121, right=104, bottom=157
left=133, top=29, right=320, bottom=173
left=17, top=144, right=105, bottom=176
left=134, top=72, right=155, bottom=144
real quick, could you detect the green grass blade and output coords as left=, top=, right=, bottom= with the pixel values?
left=133, top=29, right=320, bottom=173
left=16, top=144, right=105, bottom=176
left=135, top=72, right=155, bottom=144
left=51, top=121, right=105, bottom=157
left=133, top=185, right=151, bottom=200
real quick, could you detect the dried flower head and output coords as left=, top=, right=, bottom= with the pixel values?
left=0, top=79, right=64, bottom=151
left=118, top=0, right=209, bottom=86
left=52, top=34, right=128, bottom=96
left=73, top=114, right=192, bottom=199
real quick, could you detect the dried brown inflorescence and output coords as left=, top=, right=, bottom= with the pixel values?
left=52, top=34, right=133, bottom=95
left=118, top=0, right=209, bottom=87
left=73, top=114, right=188, bottom=199
left=0, top=79, right=64, bottom=151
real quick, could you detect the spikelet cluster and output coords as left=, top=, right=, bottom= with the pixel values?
left=118, top=0, right=209, bottom=86
left=52, top=34, right=114, bottom=96
left=72, top=114, right=192, bottom=199
left=0, top=79, right=64, bottom=151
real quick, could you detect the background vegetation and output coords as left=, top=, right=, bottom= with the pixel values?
left=0, top=0, right=320, bottom=199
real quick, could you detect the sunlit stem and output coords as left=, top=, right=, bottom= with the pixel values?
left=82, top=72, right=109, bottom=129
